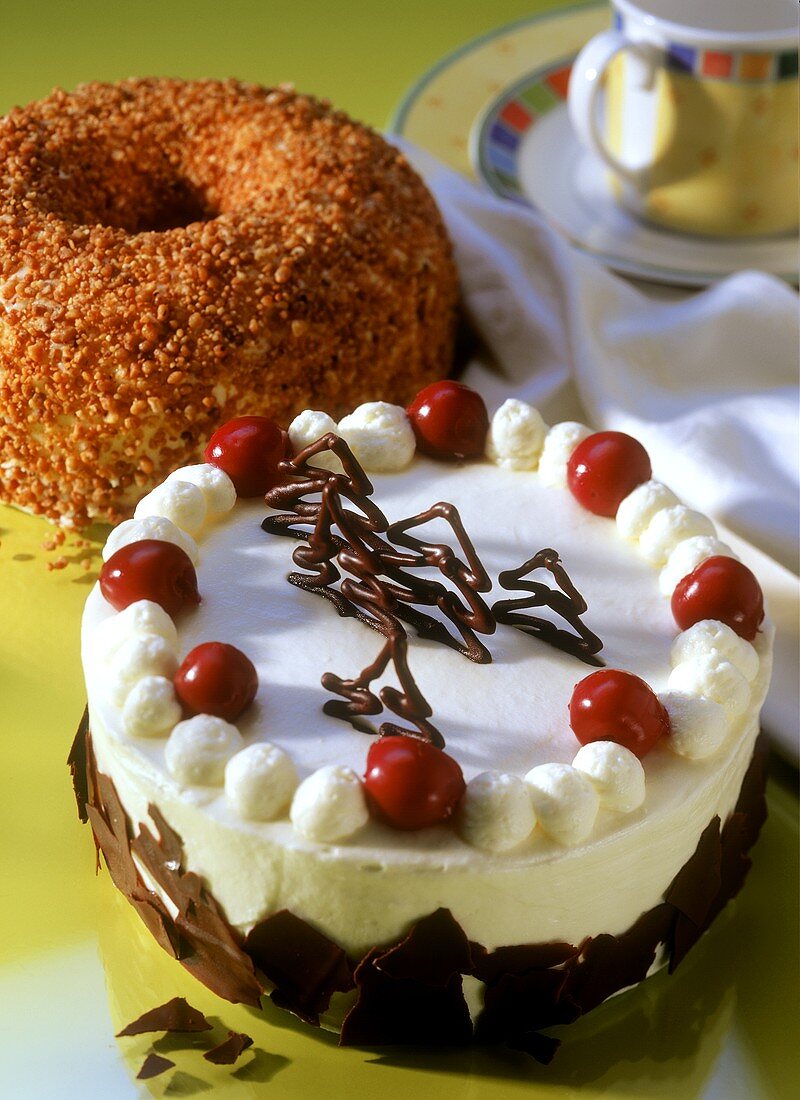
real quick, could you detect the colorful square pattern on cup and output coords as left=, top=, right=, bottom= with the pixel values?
left=667, top=45, right=696, bottom=73
left=702, top=51, right=734, bottom=79
left=777, top=51, right=799, bottom=79
left=740, top=54, right=773, bottom=81
left=616, top=12, right=797, bottom=84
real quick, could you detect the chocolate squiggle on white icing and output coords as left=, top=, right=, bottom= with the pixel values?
left=492, top=549, right=604, bottom=667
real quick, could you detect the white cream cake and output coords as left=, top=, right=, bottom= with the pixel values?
left=78, top=392, right=773, bottom=1046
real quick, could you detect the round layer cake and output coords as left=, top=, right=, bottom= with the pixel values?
left=76, top=388, right=772, bottom=1058
left=0, top=78, right=457, bottom=526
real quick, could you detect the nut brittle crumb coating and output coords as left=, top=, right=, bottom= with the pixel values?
left=0, top=78, right=458, bottom=525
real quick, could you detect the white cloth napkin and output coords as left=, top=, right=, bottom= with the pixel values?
left=399, top=140, right=800, bottom=758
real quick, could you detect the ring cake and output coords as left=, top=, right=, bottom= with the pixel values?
left=0, top=78, right=457, bottom=526
left=73, top=383, right=772, bottom=1062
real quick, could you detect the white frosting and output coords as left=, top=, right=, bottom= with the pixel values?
left=668, top=655, right=750, bottom=719
left=639, top=506, right=716, bottom=566
left=134, top=479, right=207, bottom=534
left=572, top=741, right=646, bottom=813
left=486, top=399, right=547, bottom=470
left=616, top=481, right=680, bottom=541
left=538, top=422, right=592, bottom=488
left=164, top=715, right=242, bottom=786
left=91, top=599, right=178, bottom=656
left=658, top=691, right=729, bottom=760
left=290, top=765, right=369, bottom=843
left=166, top=463, right=236, bottom=516
left=659, top=536, right=738, bottom=596
left=671, top=620, right=759, bottom=683
left=288, top=410, right=342, bottom=471
left=457, top=772, right=536, bottom=851
left=121, top=675, right=182, bottom=739
left=102, top=516, right=199, bottom=564
left=224, top=743, right=299, bottom=821
left=108, top=634, right=178, bottom=705
left=524, top=763, right=600, bottom=846
left=81, top=436, right=775, bottom=956
left=336, top=402, right=415, bottom=472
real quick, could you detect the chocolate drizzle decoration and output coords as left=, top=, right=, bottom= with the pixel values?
left=262, top=434, right=496, bottom=744
left=492, top=549, right=605, bottom=667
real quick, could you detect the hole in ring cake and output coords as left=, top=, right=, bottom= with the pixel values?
left=72, top=386, right=772, bottom=1063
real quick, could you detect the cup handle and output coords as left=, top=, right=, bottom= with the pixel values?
left=567, top=29, right=661, bottom=187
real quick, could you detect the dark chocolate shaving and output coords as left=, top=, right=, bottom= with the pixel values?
left=566, top=904, right=675, bottom=1014
left=137, top=1053, right=175, bottom=1080
left=116, top=997, right=212, bottom=1037
left=665, top=818, right=722, bottom=929
left=67, top=707, right=91, bottom=825
left=203, top=1031, right=254, bottom=1065
left=339, top=910, right=474, bottom=1046
left=340, top=950, right=473, bottom=1048
left=374, top=908, right=473, bottom=986
left=492, top=549, right=604, bottom=666
left=244, top=909, right=354, bottom=1026
left=470, top=941, right=578, bottom=984
left=474, top=962, right=581, bottom=1045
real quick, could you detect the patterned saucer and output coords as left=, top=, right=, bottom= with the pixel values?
left=392, top=2, right=799, bottom=288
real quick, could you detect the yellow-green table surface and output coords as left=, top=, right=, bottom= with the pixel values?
left=0, top=0, right=565, bottom=126
left=1, top=3, right=797, bottom=1098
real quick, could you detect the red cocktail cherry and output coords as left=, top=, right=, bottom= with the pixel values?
left=364, top=735, right=466, bottom=830
left=174, top=641, right=258, bottom=721
left=672, top=556, right=764, bottom=641
left=204, top=415, right=286, bottom=496
left=567, top=431, right=652, bottom=517
left=99, top=539, right=200, bottom=618
left=569, top=669, right=670, bottom=758
left=406, top=380, right=489, bottom=460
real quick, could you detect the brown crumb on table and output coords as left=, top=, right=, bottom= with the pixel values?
left=41, top=530, right=67, bottom=551
left=46, top=556, right=69, bottom=571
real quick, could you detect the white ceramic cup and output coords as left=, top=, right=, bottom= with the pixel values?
left=567, top=0, right=799, bottom=237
